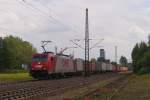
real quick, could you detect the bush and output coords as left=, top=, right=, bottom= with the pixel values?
left=138, top=67, right=150, bottom=75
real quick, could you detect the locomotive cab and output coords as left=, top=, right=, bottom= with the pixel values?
left=30, top=52, right=55, bottom=78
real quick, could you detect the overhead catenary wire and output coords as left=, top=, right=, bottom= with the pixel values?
left=18, top=0, right=80, bottom=34
left=33, top=1, right=82, bottom=34
left=70, top=40, right=84, bottom=50
left=89, top=38, right=104, bottom=50
left=22, top=0, right=61, bottom=23
left=71, top=38, right=104, bottom=50
left=16, top=0, right=55, bottom=23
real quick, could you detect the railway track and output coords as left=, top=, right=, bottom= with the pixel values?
left=0, top=73, right=121, bottom=100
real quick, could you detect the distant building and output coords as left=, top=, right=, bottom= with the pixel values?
left=100, top=49, right=105, bottom=60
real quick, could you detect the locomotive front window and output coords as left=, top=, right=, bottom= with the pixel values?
left=32, top=55, right=48, bottom=62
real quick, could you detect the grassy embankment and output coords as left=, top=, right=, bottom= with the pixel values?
left=111, top=73, right=150, bottom=100
left=0, top=70, right=33, bottom=82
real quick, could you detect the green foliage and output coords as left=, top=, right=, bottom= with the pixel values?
left=0, top=35, right=37, bottom=70
left=119, top=56, right=128, bottom=67
left=132, top=37, right=150, bottom=74
left=138, top=67, right=150, bottom=75
left=0, top=72, right=33, bottom=82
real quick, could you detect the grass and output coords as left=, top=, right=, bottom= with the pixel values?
left=0, top=69, right=27, bottom=73
left=110, top=73, right=150, bottom=100
left=0, top=72, right=33, bottom=82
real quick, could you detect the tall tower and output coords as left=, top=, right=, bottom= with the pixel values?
left=115, top=46, right=118, bottom=63
left=85, top=8, right=90, bottom=77
left=100, top=49, right=105, bottom=60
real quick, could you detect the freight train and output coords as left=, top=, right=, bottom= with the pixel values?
left=29, top=52, right=128, bottom=79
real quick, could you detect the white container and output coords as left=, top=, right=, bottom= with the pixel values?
left=102, top=62, right=107, bottom=71
left=55, top=55, right=74, bottom=73
left=74, top=58, right=84, bottom=72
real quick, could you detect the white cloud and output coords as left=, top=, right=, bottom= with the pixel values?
left=0, top=0, right=150, bottom=62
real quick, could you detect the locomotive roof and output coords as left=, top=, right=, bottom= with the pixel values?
left=56, top=53, right=73, bottom=58
left=43, top=52, right=54, bottom=54
left=33, top=52, right=54, bottom=56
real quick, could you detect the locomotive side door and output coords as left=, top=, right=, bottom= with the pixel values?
left=47, top=55, right=55, bottom=73
left=50, top=56, right=55, bottom=73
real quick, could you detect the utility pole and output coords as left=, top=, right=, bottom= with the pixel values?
left=85, top=8, right=90, bottom=77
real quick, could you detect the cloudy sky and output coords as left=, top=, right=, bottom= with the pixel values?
left=0, top=0, right=150, bottom=62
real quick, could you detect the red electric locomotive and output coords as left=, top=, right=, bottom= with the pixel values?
left=30, top=52, right=55, bottom=78
left=30, top=52, right=74, bottom=78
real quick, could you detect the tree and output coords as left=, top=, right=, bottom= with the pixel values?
left=119, top=56, right=128, bottom=67
left=0, top=35, right=37, bottom=70
left=141, top=51, right=150, bottom=68
left=148, top=35, right=150, bottom=46
left=0, top=37, right=4, bottom=69
left=131, top=35, right=150, bottom=73
left=131, top=42, right=148, bottom=73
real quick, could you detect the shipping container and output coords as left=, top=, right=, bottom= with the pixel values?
left=55, top=55, right=74, bottom=73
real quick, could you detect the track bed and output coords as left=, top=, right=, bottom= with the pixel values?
left=0, top=73, right=122, bottom=100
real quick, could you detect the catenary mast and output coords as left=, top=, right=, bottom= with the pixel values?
left=85, top=8, right=90, bottom=77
